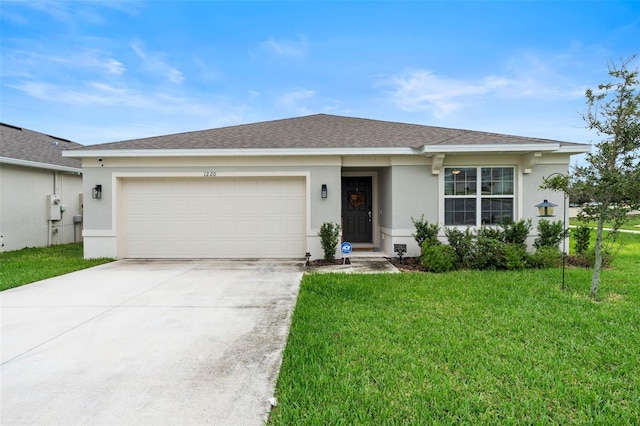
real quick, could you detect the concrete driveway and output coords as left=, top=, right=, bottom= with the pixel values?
left=0, top=259, right=303, bottom=425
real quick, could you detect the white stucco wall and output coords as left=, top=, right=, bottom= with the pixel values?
left=0, top=163, right=83, bottom=251
left=81, top=156, right=344, bottom=259
left=77, top=151, right=575, bottom=259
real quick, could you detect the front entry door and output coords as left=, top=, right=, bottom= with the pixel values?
left=342, top=176, right=372, bottom=243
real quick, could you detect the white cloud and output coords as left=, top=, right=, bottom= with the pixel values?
left=275, top=89, right=316, bottom=114
left=8, top=80, right=212, bottom=116
left=378, top=59, right=586, bottom=118
left=53, top=51, right=125, bottom=75
left=130, top=42, right=184, bottom=84
left=2, top=47, right=125, bottom=77
left=377, top=70, right=511, bottom=117
left=104, top=58, right=126, bottom=75
left=167, top=68, right=184, bottom=84
left=261, top=36, right=308, bottom=57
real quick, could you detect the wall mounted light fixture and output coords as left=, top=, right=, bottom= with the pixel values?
left=321, top=184, right=328, bottom=199
left=92, top=185, right=102, bottom=200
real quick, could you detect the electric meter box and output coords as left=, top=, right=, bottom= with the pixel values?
left=47, top=195, right=62, bottom=221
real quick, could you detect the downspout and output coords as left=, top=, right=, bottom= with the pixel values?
left=48, top=171, right=56, bottom=246
left=60, top=172, right=64, bottom=244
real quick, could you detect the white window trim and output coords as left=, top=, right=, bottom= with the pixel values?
left=442, top=166, right=516, bottom=227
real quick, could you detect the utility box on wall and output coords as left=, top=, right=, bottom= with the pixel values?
left=47, top=195, right=62, bottom=221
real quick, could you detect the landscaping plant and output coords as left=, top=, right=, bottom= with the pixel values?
left=444, top=227, right=474, bottom=268
left=534, top=219, right=566, bottom=249
left=573, top=225, right=591, bottom=254
left=500, top=218, right=532, bottom=248
left=318, top=222, right=341, bottom=261
left=421, top=242, right=457, bottom=272
left=542, top=56, right=640, bottom=298
left=411, top=215, right=440, bottom=249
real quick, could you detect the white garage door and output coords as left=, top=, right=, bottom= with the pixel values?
left=120, top=177, right=306, bottom=258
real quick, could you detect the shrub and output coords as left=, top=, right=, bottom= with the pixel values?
left=477, top=226, right=505, bottom=242
left=534, top=219, right=566, bottom=249
left=575, top=247, right=613, bottom=268
left=573, top=225, right=591, bottom=254
left=421, top=242, right=457, bottom=273
left=500, top=218, right=532, bottom=248
left=567, top=253, right=593, bottom=268
left=467, top=234, right=507, bottom=270
left=504, top=243, right=529, bottom=270
left=444, top=227, right=474, bottom=267
left=527, top=246, right=562, bottom=269
left=318, top=222, right=341, bottom=261
left=411, top=215, right=440, bottom=249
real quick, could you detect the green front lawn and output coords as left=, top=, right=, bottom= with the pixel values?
left=570, top=214, right=640, bottom=231
left=0, top=243, right=113, bottom=291
left=271, top=233, right=640, bottom=424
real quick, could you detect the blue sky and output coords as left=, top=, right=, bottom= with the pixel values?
left=1, top=1, right=639, bottom=151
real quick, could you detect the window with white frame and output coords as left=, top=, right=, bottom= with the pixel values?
left=444, top=167, right=514, bottom=226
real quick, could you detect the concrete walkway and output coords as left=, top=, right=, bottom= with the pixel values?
left=1, top=259, right=303, bottom=426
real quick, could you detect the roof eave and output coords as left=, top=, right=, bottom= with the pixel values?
left=0, top=157, right=82, bottom=173
left=62, top=143, right=582, bottom=158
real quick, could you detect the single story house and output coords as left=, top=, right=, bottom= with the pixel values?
left=63, top=114, right=590, bottom=260
left=1, top=123, right=84, bottom=252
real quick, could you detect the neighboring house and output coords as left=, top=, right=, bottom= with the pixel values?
left=63, top=114, right=591, bottom=260
left=1, top=123, right=84, bottom=252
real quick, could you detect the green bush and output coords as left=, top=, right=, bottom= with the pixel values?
left=467, top=234, right=507, bottom=270
left=411, top=215, right=440, bottom=249
left=573, top=225, right=591, bottom=254
left=501, top=218, right=532, bottom=248
left=318, top=222, right=341, bottom=261
left=568, top=248, right=612, bottom=269
left=534, top=219, right=566, bottom=249
left=504, top=243, right=529, bottom=270
left=527, top=246, right=562, bottom=269
left=421, top=242, right=457, bottom=273
left=476, top=226, right=505, bottom=242
left=584, top=246, right=613, bottom=268
left=444, top=227, right=474, bottom=267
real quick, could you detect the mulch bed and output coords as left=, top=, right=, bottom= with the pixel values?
left=386, top=256, right=425, bottom=272
left=307, top=259, right=349, bottom=267
left=306, top=257, right=426, bottom=272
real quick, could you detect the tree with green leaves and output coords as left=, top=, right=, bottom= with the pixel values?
left=544, top=56, right=640, bottom=298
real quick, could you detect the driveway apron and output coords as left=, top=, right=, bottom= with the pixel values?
left=1, top=259, right=303, bottom=425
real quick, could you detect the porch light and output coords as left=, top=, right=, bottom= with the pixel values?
left=535, top=199, right=556, bottom=217
left=321, top=184, right=327, bottom=199
left=92, top=185, right=102, bottom=200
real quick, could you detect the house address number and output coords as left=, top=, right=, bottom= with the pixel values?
left=203, top=171, right=217, bottom=177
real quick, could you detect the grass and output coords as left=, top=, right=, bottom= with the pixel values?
left=570, top=214, right=640, bottom=231
left=0, top=243, right=113, bottom=291
left=270, top=233, right=640, bottom=424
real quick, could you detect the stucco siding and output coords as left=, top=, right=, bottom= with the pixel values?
left=78, top=151, right=576, bottom=259
left=1, top=164, right=82, bottom=251
left=80, top=156, right=343, bottom=259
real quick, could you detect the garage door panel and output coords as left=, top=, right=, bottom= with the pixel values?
left=121, top=177, right=306, bottom=258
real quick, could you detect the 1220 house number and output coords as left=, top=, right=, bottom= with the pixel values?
left=203, top=172, right=217, bottom=177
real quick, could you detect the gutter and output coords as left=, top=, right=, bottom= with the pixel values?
left=0, top=157, right=82, bottom=173
left=62, top=143, right=589, bottom=159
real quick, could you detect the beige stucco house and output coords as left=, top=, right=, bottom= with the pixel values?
left=1, top=123, right=84, bottom=251
left=63, top=114, right=590, bottom=260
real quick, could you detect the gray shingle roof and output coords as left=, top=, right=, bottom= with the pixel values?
left=1, top=123, right=83, bottom=169
left=67, top=114, right=585, bottom=151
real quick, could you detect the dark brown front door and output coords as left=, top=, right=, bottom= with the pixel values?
left=342, top=176, right=372, bottom=243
